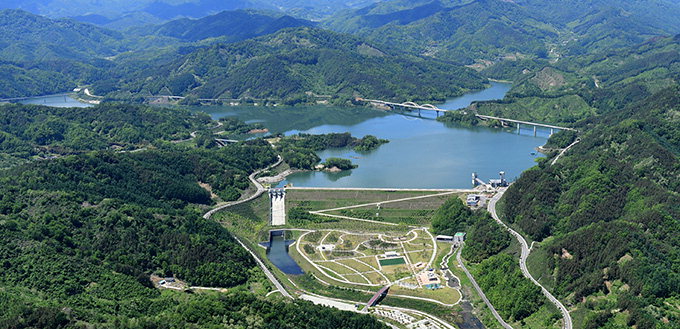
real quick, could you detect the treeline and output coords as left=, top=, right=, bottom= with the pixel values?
left=0, top=103, right=212, bottom=167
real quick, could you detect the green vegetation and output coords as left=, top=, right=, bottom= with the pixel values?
left=353, top=135, right=389, bottom=152
left=277, top=132, right=387, bottom=169
left=325, top=0, right=680, bottom=66
left=0, top=103, right=213, bottom=168
left=472, top=254, right=544, bottom=322
left=379, top=257, right=406, bottom=266
left=499, top=38, right=680, bottom=327
left=323, top=157, right=357, bottom=170
left=99, top=27, right=486, bottom=104
left=134, top=10, right=314, bottom=42
left=0, top=114, right=389, bottom=327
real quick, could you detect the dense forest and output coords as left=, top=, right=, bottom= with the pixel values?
left=0, top=129, right=386, bottom=327
left=498, top=41, right=680, bottom=327
left=325, top=0, right=680, bottom=65
left=97, top=27, right=486, bottom=104
left=0, top=103, right=213, bottom=168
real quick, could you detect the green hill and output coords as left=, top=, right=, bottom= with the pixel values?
left=325, top=0, right=680, bottom=65
left=98, top=27, right=486, bottom=104
left=0, top=9, right=124, bottom=62
left=133, top=10, right=316, bottom=42
left=469, top=35, right=680, bottom=329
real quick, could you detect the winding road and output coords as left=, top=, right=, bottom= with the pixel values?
left=488, top=188, right=572, bottom=329
left=202, top=155, right=292, bottom=299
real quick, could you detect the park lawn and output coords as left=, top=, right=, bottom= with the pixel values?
left=391, top=285, right=462, bottom=305
left=337, top=258, right=375, bottom=273
left=343, top=273, right=374, bottom=285
left=299, top=242, right=325, bottom=261
left=320, top=231, right=341, bottom=244
left=356, top=255, right=381, bottom=269
left=405, top=249, right=434, bottom=265
left=381, top=264, right=413, bottom=281
left=302, top=231, right=324, bottom=243
left=317, top=263, right=350, bottom=281
left=329, top=250, right=359, bottom=259
left=364, top=271, right=389, bottom=285
left=287, top=190, right=445, bottom=210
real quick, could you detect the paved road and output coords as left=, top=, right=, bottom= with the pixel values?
left=233, top=235, right=292, bottom=299
left=488, top=189, right=573, bottom=329
left=202, top=156, right=292, bottom=298
left=203, top=156, right=282, bottom=219
left=457, top=246, right=514, bottom=329
left=551, top=139, right=580, bottom=166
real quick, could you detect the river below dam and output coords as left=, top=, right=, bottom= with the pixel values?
left=201, top=82, right=550, bottom=189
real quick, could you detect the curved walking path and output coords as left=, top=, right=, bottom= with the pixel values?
left=457, top=246, right=514, bottom=329
left=488, top=188, right=572, bottom=329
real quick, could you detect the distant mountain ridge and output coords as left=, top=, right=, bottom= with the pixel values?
left=135, top=10, right=316, bottom=42
left=0, top=9, right=124, bottom=62
left=97, top=27, right=486, bottom=103
left=325, top=0, right=680, bottom=64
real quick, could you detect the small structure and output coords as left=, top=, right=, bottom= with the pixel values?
left=435, top=235, right=454, bottom=243
left=489, top=171, right=508, bottom=188
left=316, top=244, right=336, bottom=252
left=417, top=270, right=441, bottom=289
left=384, top=251, right=399, bottom=257
left=466, top=194, right=480, bottom=206
left=453, top=232, right=466, bottom=244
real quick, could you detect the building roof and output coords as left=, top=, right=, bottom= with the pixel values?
left=454, top=232, right=466, bottom=237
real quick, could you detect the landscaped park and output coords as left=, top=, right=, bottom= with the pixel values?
left=215, top=187, right=481, bottom=317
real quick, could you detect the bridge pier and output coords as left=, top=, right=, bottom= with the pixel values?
left=517, top=123, right=520, bottom=134
left=534, top=126, right=537, bottom=137
left=550, top=128, right=554, bottom=136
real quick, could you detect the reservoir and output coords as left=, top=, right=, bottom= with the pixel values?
left=18, top=94, right=93, bottom=108
left=199, top=82, right=550, bottom=189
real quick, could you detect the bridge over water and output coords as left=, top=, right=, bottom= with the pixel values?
left=358, top=98, right=576, bottom=136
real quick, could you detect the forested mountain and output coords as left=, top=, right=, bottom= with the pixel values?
left=96, top=27, right=486, bottom=103
left=0, top=103, right=214, bottom=168
left=0, top=137, right=387, bottom=328
left=0, top=9, right=124, bottom=62
left=134, top=10, right=315, bottom=42
left=0, top=9, right=121, bottom=98
left=0, top=0, right=383, bottom=27
left=326, top=0, right=556, bottom=64
left=485, top=36, right=680, bottom=329
left=325, top=0, right=680, bottom=65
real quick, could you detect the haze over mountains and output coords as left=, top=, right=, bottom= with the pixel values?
left=0, top=0, right=382, bottom=27
left=0, top=0, right=678, bottom=328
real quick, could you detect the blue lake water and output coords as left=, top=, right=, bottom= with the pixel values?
left=18, top=94, right=93, bottom=108
left=198, top=82, right=549, bottom=188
